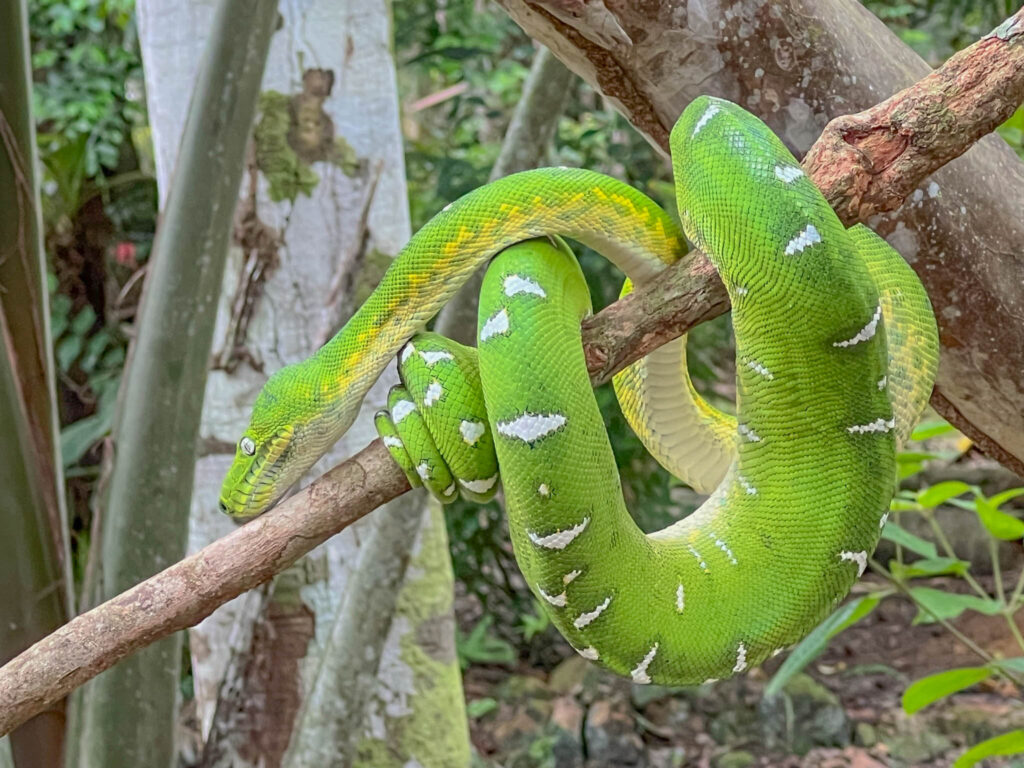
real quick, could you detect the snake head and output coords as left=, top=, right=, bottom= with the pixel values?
left=218, top=361, right=346, bottom=519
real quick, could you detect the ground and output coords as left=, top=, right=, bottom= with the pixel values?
left=463, top=577, right=1024, bottom=768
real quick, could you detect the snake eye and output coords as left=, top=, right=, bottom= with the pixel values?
left=240, top=436, right=256, bottom=456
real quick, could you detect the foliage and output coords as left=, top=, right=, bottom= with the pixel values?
left=28, top=1, right=156, bottom=591
left=49, top=274, right=123, bottom=470
left=456, top=614, right=517, bottom=670
left=864, top=0, right=1017, bottom=63
left=766, top=418, right=1024, bottom=765
left=30, top=0, right=144, bottom=179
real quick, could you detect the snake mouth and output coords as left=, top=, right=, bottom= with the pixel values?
left=219, top=428, right=294, bottom=518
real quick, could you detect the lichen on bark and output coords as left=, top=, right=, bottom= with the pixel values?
left=254, top=68, right=361, bottom=202
left=353, top=505, right=471, bottom=768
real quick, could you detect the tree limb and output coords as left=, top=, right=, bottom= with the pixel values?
left=1, top=5, right=1023, bottom=738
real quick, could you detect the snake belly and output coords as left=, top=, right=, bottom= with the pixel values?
left=220, top=97, right=938, bottom=684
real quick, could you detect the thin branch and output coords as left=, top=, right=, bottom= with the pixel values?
left=2, top=5, right=1024, bottom=739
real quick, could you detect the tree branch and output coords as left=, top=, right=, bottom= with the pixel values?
left=805, top=12, right=1024, bottom=224
left=1, top=5, right=1023, bottom=738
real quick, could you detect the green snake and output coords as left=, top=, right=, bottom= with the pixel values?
left=220, top=97, right=938, bottom=684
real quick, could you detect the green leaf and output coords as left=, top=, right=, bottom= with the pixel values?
left=890, top=556, right=969, bottom=580
left=902, top=667, right=991, bottom=714
left=764, top=594, right=881, bottom=698
left=890, top=498, right=921, bottom=512
left=466, top=697, right=498, bottom=718
left=996, top=658, right=1024, bottom=675
left=954, top=730, right=1024, bottom=768
left=456, top=615, right=516, bottom=670
left=909, top=588, right=1001, bottom=625
left=974, top=497, right=1024, bottom=541
left=917, top=481, right=971, bottom=509
left=989, top=488, right=1024, bottom=510
left=56, top=334, right=83, bottom=371
left=70, top=304, right=96, bottom=335
left=882, top=522, right=938, bottom=559
left=911, top=419, right=955, bottom=441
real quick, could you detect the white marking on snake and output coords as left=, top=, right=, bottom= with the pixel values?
left=783, top=223, right=822, bottom=255
left=460, top=474, right=498, bottom=494
left=775, top=164, right=804, bottom=183
left=840, top=550, right=868, bottom=577
left=879, top=511, right=890, bottom=529
left=733, top=642, right=748, bottom=673
left=496, top=412, right=567, bottom=443
left=423, top=380, right=443, bottom=407
left=416, top=462, right=431, bottom=481
left=563, top=569, right=581, bottom=585
left=746, top=360, right=774, bottom=379
left=737, top=475, right=758, bottom=495
left=382, top=436, right=404, bottom=449
left=528, top=516, right=590, bottom=550
left=399, top=343, right=415, bottom=364
left=538, top=483, right=551, bottom=497
left=676, top=584, right=685, bottom=613
left=735, top=286, right=749, bottom=296
left=460, top=420, right=485, bottom=445
left=877, top=376, right=888, bottom=390
left=772, top=647, right=787, bottom=658
left=503, top=274, right=547, bottom=298
left=631, top=643, right=659, bottom=684
left=693, top=103, right=720, bottom=136
left=576, top=646, right=599, bottom=661
left=444, top=482, right=456, bottom=496
left=703, top=678, right=719, bottom=685
left=480, top=308, right=509, bottom=341
left=847, top=418, right=895, bottom=434
left=573, top=595, right=612, bottom=629
left=420, top=349, right=454, bottom=366
left=834, top=303, right=882, bottom=347
left=709, top=533, right=738, bottom=565
left=392, top=399, right=416, bottom=424
left=538, top=586, right=567, bottom=607
left=738, top=423, right=762, bottom=442
left=687, top=544, right=708, bottom=571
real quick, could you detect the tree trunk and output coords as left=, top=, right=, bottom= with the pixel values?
left=139, top=2, right=469, bottom=765
left=0, top=1, right=73, bottom=765
left=73, top=3, right=279, bottom=766
left=284, top=45, right=575, bottom=768
left=497, top=0, right=1024, bottom=476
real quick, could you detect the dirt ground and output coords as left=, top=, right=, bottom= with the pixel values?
left=464, top=575, right=1024, bottom=768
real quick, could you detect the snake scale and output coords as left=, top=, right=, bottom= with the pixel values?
left=220, top=97, right=938, bottom=684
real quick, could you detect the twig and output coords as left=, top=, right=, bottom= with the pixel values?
left=2, top=6, right=1024, bottom=739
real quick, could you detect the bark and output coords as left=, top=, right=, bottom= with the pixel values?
left=74, top=3, right=280, bottom=767
left=290, top=45, right=576, bottom=768
left=0, top=1, right=72, bottom=765
left=498, top=0, right=1024, bottom=476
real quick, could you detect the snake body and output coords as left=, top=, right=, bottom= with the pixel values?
left=220, top=97, right=938, bottom=684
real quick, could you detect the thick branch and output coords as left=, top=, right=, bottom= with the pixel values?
left=2, top=5, right=1024, bottom=738
left=806, top=12, right=1024, bottom=223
